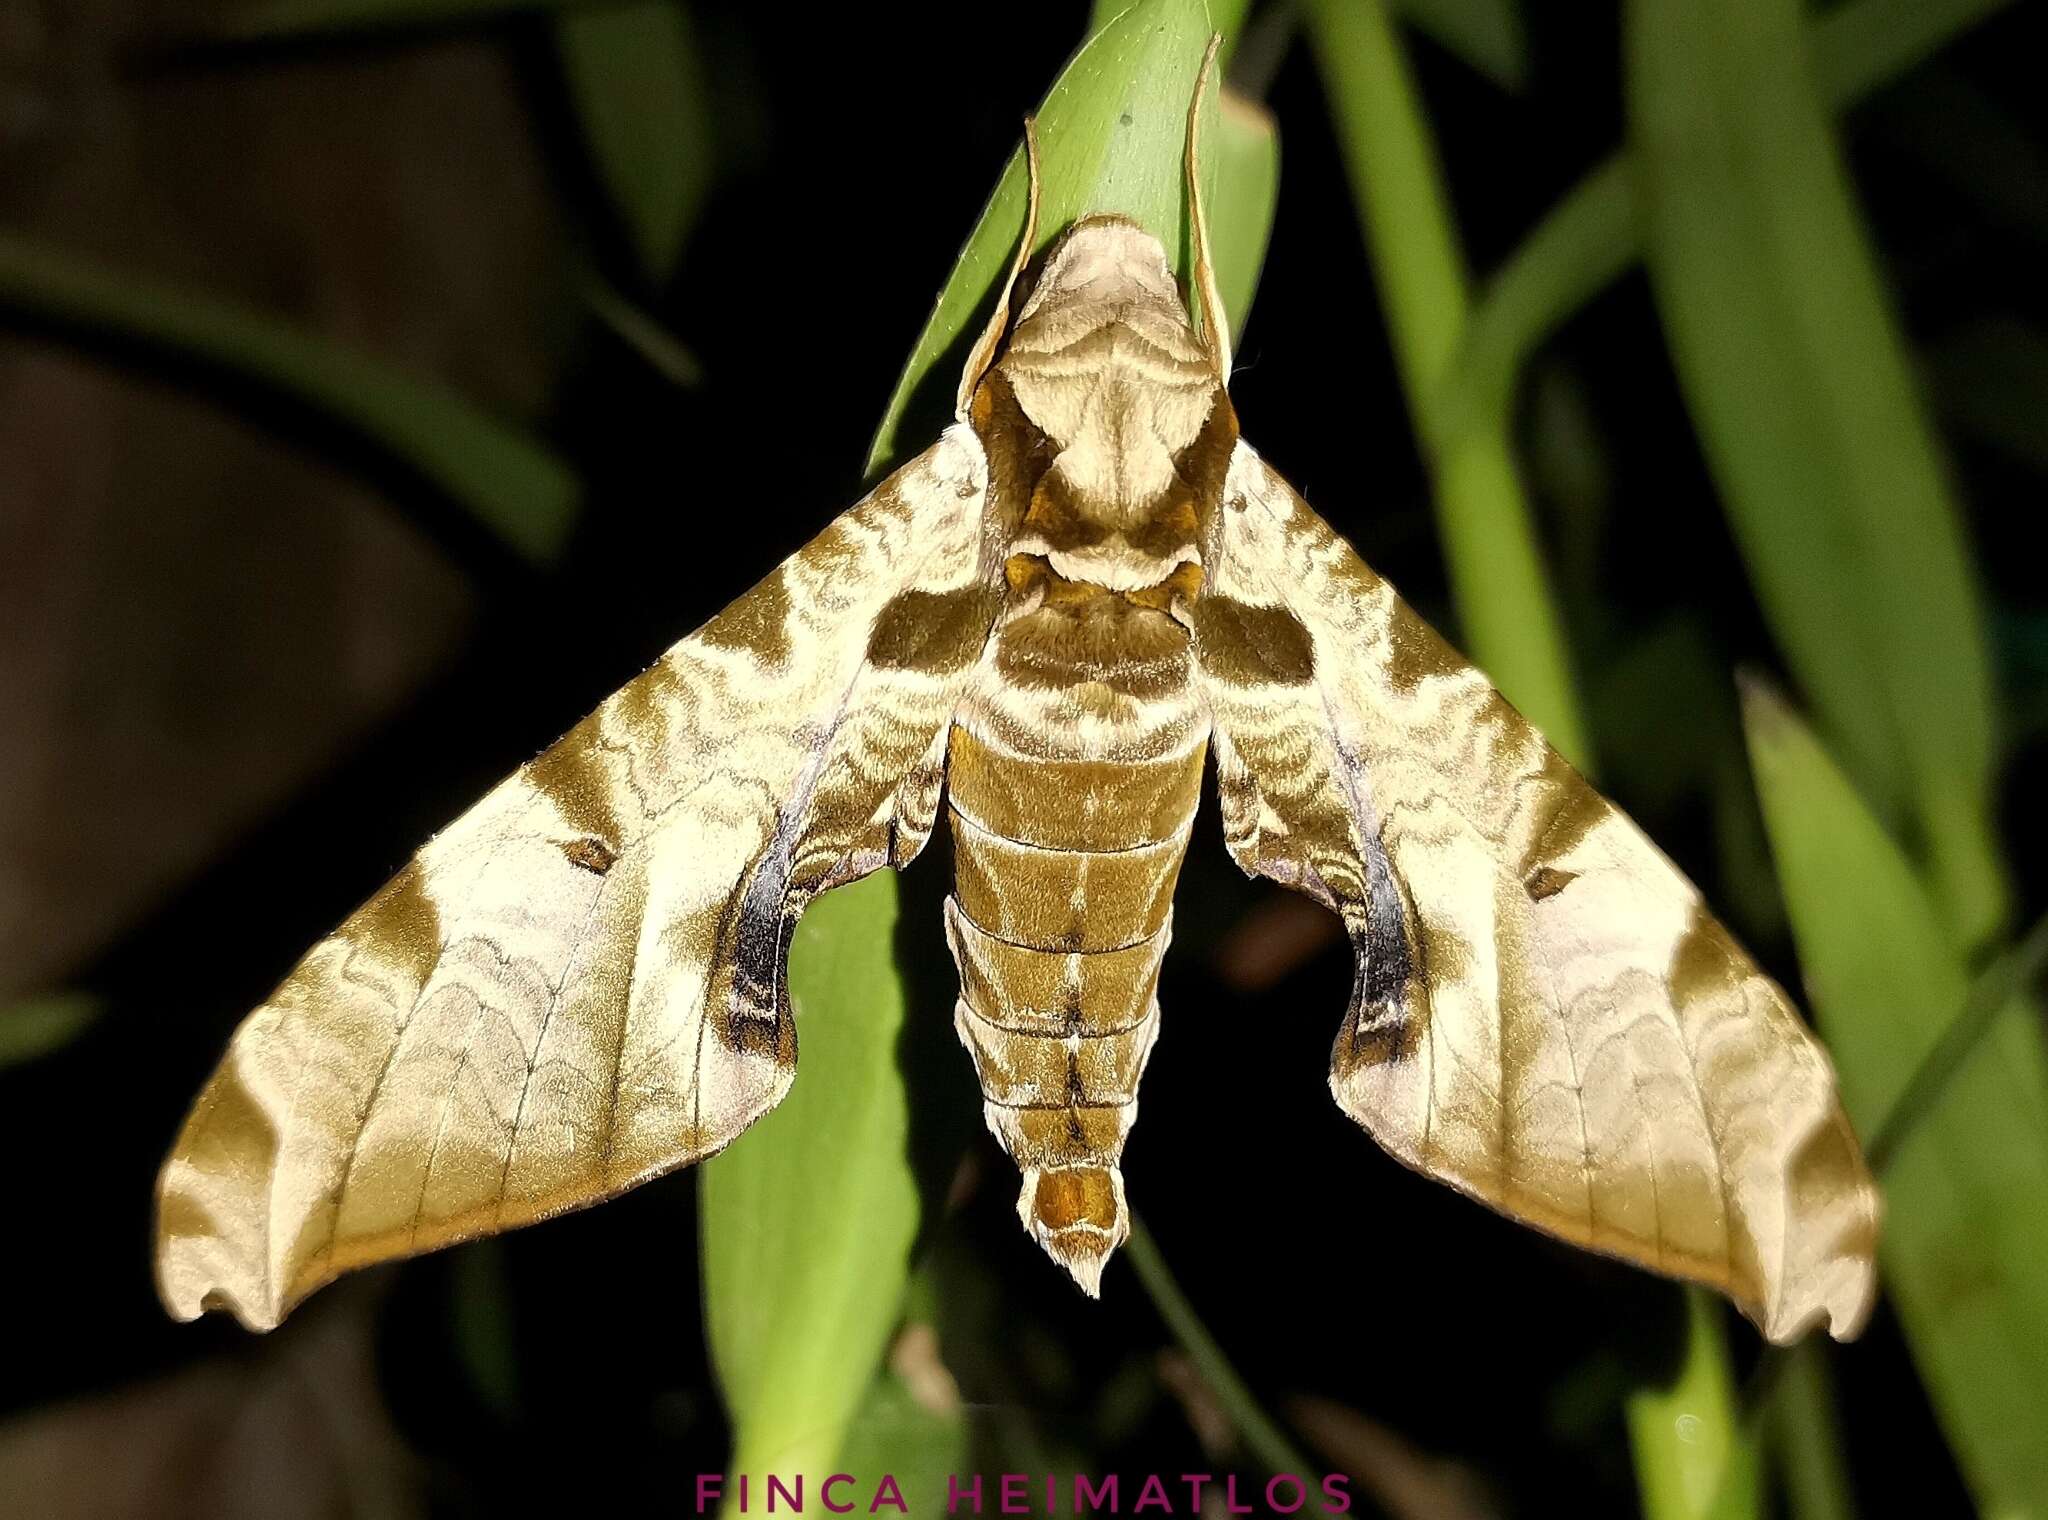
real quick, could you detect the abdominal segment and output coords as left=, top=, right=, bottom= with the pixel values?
left=942, top=718, right=1204, bottom=1294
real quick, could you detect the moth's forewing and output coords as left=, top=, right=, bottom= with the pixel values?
left=1192, top=443, right=1880, bottom=1344
left=155, top=433, right=996, bottom=1331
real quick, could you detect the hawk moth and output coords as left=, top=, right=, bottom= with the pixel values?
left=155, top=48, right=1879, bottom=1343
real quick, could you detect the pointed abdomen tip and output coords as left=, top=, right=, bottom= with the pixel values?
left=1021, top=1164, right=1128, bottom=1297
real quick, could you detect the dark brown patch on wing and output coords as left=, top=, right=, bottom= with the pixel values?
left=867, top=586, right=996, bottom=674
left=526, top=720, right=625, bottom=855
left=1192, top=597, right=1316, bottom=686
left=1344, top=832, right=1420, bottom=1067
left=700, top=563, right=793, bottom=666
left=1344, top=1003, right=1421, bottom=1068
left=722, top=1003, right=796, bottom=1068
left=609, top=656, right=684, bottom=755
left=1523, top=755, right=1608, bottom=874
left=1382, top=595, right=1467, bottom=695
left=351, top=860, right=442, bottom=986
left=1525, top=865, right=1577, bottom=901
left=1668, top=903, right=1747, bottom=1010
left=562, top=837, right=618, bottom=875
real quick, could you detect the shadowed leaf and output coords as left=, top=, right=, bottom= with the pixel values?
left=0, top=235, right=578, bottom=565
left=555, top=0, right=716, bottom=286
left=218, top=0, right=591, bottom=39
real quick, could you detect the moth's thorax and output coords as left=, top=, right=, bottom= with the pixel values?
left=977, top=216, right=1236, bottom=600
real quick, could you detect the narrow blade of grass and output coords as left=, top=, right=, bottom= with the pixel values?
left=866, top=0, right=1261, bottom=475
left=583, top=277, right=705, bottom=388
left=1625, top=0, right=2004, bottom=948
left=1743, top=682, right=2048, bottom=1511
left=1305, top=0, right=1587, bottom=766
left=554, top=0, right=715, bottom=287
left=1126, top=1217, right=1334, bottom=1517
left=0, top=234, right=579, bottom=565
left=701, top=874, right=922, bottom=1508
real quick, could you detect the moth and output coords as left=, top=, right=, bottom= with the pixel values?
left=156, top=48, right=1880, bottom=1343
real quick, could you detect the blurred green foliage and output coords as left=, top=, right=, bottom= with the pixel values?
left=0, top=233, right=580, bottom=564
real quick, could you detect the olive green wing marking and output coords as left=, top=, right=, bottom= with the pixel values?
left=1192, top=441, right=1879, bottom=1344
left=156, top=428, right=998, bottom=1331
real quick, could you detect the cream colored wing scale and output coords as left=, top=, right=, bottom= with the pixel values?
left=1193, top=443, right=1880, bottom=1344
left=156, top=428, right=997, bottom=1331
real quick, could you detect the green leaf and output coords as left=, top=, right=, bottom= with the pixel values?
left=554, top=0, right=715, bottom=286
left=700, top=874, right=921, bottom=1501
left=1744, top=682, right=2048, bottom=1513
left=1391, top=0, right=1528, bottom=92
left=0, top=993, right=102, bottom=1070
left=0, top=234, right=579, bottom=565
left=1625, top=0, right=2005, bottom=949
left=866, top=0, right=1260, bottom=476
left=1807, top=0, right=2022, bottom=107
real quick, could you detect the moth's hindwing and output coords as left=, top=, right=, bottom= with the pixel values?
left=1193, top=442, right=1881, bottom=1345
left=154, top=428, right=996, bottom=1331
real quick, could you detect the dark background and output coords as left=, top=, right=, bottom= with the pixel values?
left=2, top=1, right=2043, bottom=1514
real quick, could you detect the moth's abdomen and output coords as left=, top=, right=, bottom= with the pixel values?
left=941, top=721, right=1204, bottom=1293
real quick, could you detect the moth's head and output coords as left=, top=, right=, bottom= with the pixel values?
left=1011, top=214, right=1188, bottom=330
